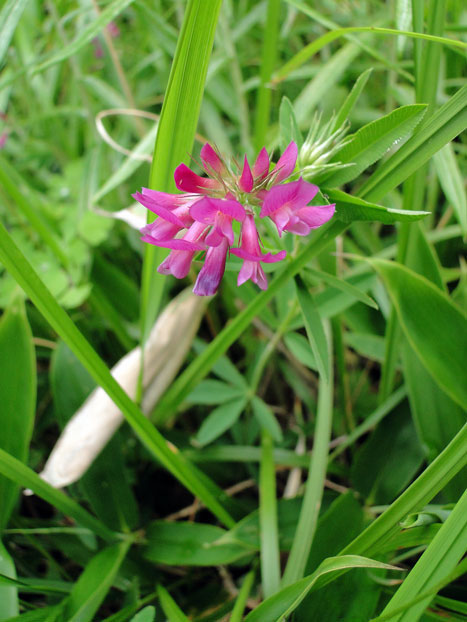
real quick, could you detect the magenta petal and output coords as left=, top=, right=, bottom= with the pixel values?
left=133, top=192, right=186, bottom=227
left=260, top=178, right=318, bottom=217
left=253, top=147, right=270, bottom=179
left=200, top=143, right=225, bottom=174
left=273, top=141, right=298, bottom=182
left=191, top=196, right=245, bottom=222
left=193, top=238, right=229, bottom=296
left=174, top=163, right=221, bottom=194
left=238, top=155, right=254, bottom=192
left=231, top=248, right=286, bottom=263
left=294, top=203, right=336, bottom=229
left=141, top=236, right=205, bottom=251
left=141, top=219, right=180, bottom=241
left=140, top=187, right=188, bottom=207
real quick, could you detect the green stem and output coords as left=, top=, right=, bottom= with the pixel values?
left=282, top=322, right=334, bottom=586
left=152, top=220, right=348, bottom=424
left=230, top=568, right=256, bottom=622
left=259, top=429, right=281, bottom=598
left=254, top=0, right=281, bottom=151
left=0, top=221, right=235, bottom=528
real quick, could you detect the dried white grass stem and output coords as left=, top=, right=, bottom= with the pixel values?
left=37, top=290, right=206, bottom=489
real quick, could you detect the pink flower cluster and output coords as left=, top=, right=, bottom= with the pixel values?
left=134, top=142, right=335, bottom=296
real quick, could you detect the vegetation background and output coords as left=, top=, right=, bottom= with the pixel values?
left=0, top=0, right=466, bottom=620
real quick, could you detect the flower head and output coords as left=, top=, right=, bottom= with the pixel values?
left=134, top=141, right=335, bottom=296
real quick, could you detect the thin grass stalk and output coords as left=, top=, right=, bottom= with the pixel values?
left=0, top=449, right=115, bottom=542
left=0, top=221, right=235, bottom=528
left=254, top=0, right=281, bottom=151
left=380, top=488, right=467, bottom=620
left=152, top=220, right=348, bottom=424
left=281, top=322, right=334, bottom=586
left=140, top=0, right=223, bottom=343
left=259, top=429, right=281, bottom=598
left=230, top=568, right=256, bottom=622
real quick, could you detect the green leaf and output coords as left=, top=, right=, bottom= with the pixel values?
left=0, top=221, right=235, bottom=528
left=0, top=0, right=29, bottom=67
left=244, top=556, right=401, bottom=622
left=152, top=221, right=348, bottom=424
left=0, top=298, right=36, bottom=531
left=141, top=0, right=223, bottom=339
left=187, top=380, right=245, bottom=405
left=328, top=189, right=429, bottom=224
left=433, top=143, right=467, bottom=238
left=195, top=398, right=247, bottom=446
left=295, top=276, right=329, bottom=382
left=34, top=0, right=136, bottom=75
left=129, top=607, right=156, bottom=622
left=325, top=104, right=427, bottom=187
left=332, top=67, right=373, bottom=131
left=63, top=541, right=131, bottom=622
left=157, top=585, right=188, bottom=622
left=306, top=266, right=378, bottom=309
left=359, top=85, right=467, bottom=202
left=143, top=522, right=250, bottom=567
left=251, top=397, right=283, bottom=443
left=0, top=449, right=115, bottom=542
left=380, top=489, right=467, bottom=621
left=370, top=259, right=467, bottom=408
left=0, top=540, right=18, bottom=620
left=279, top=96, right=302, bottom=150
left=284, top=332, right=318, bottom=370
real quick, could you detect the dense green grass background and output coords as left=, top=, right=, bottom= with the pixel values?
left=0, top=0, right=466, bottom=620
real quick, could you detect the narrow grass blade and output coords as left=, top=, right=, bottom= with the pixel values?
left=282, top=322, right=333, bottom=586
left=152, top=220, right=348, bottom=424
left=306, top=266, right=378, bottom=310
left=245, top=556, right=401, bottom=622
left=63, top=540, right=132, bottom=622
left=156, top=584, right=189, bottom=622
left=359, top=86, right=467, bottom=202
left=230, top=569, right=256, bottom=622
left=380, top=489, right=467, bottom=620
left=325, top=104, right=427, bottom=187
left=0, top=539, right=18, bottom=619
left=332, top=68, right=373, bottom=131
left=0, top=0, right=29, bottom=67
left=0, top=449, right=115, bottom=542
left=254, top=0, right=281, bottom=151
left=140, top=0, right=222, bottom=340
left=259, top=430, right=281, bottom=598
left=0, top=222, right=235, bottom=528
left=0, top=298, right=36, bottom=531
left=295, top=276, right=329, bottom=382
left=433, top=144, right=467, bottom=238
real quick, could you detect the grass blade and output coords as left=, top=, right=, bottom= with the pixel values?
left=0, top=221, right=235, bottom=528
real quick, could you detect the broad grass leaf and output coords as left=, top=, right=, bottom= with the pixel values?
left=325, top=104, right=427, bottom=186
left=244, top=556, right=401, bottom=622
left=433, top=143, right=467, bottom=238
left=62, top=541, right=130, bottom=622
left=380, top=489, right=467, bottom=621
left=328, top=189, right=429, bottom=224
left=295, top=276, right=329, bottom=382
left=371, top=259, right=467, bottom=408
left=344, top=332, right=386, bottom=362
left=143, top=521, right=251, bottom=566
left=0, top=540, right=18, bottom=620
left=0, top=298, right=36, bottom=530
left=195, top=398, right=247, bottom=446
